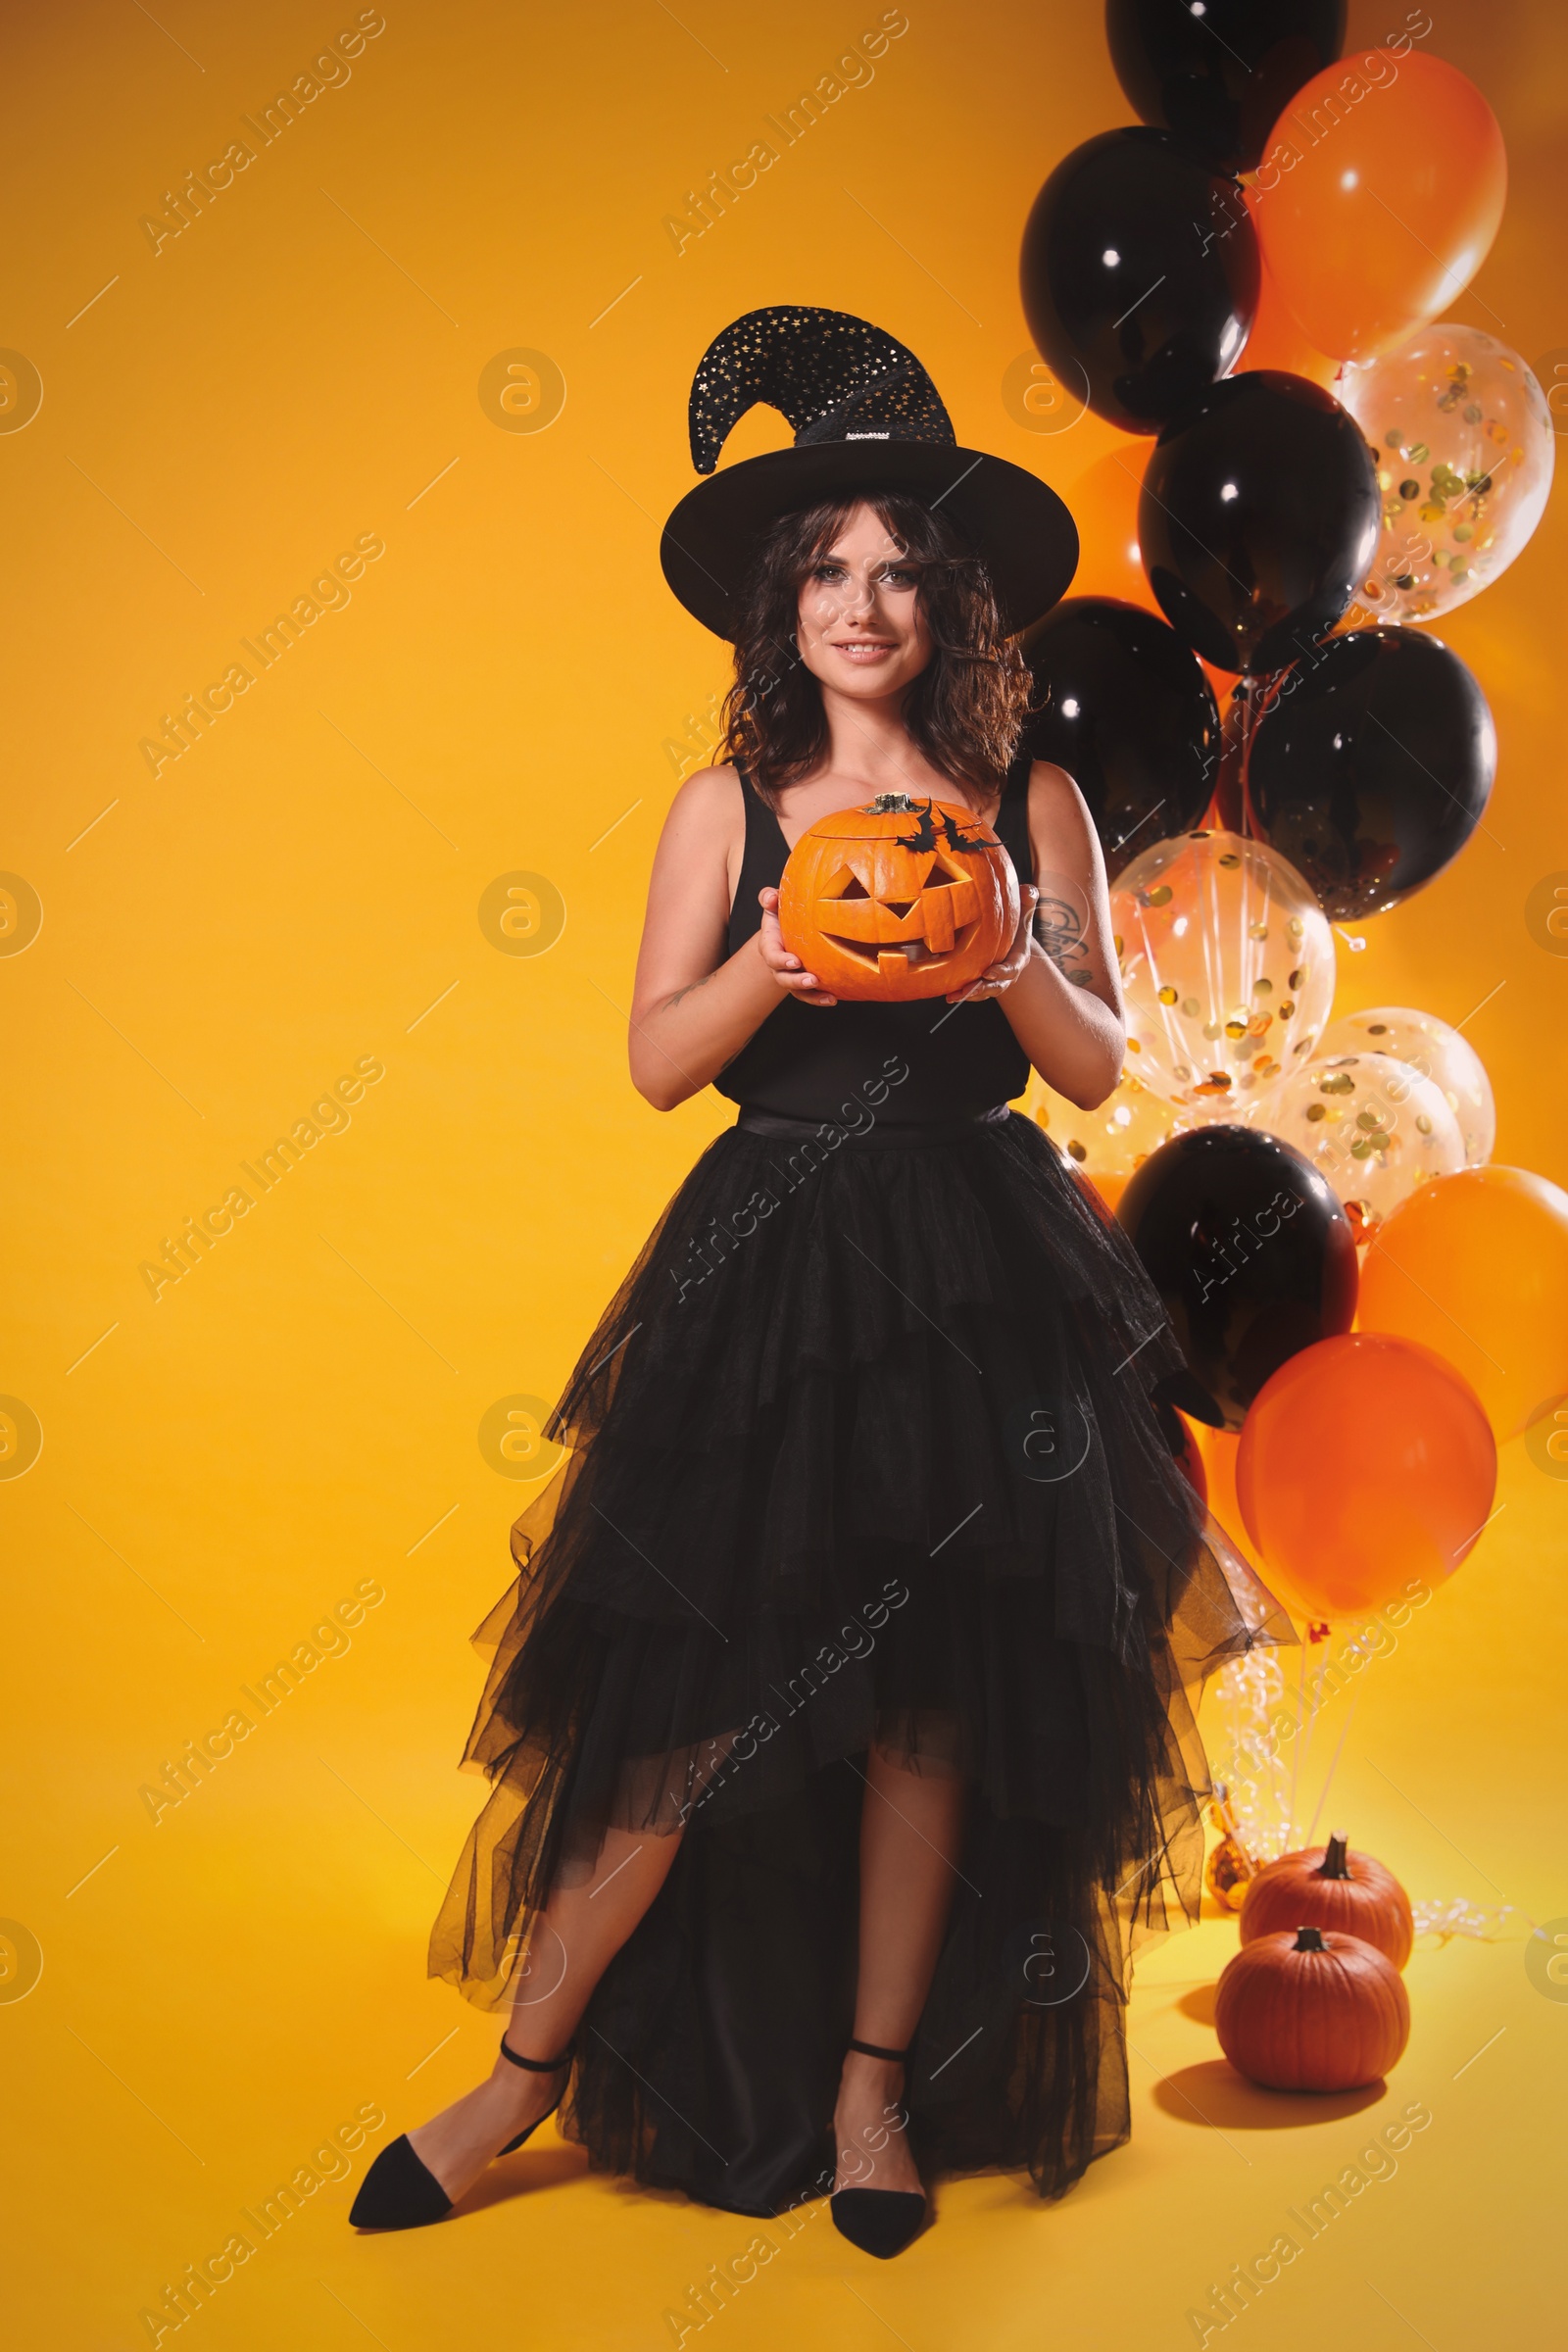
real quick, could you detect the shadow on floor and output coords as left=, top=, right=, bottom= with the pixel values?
left=453, top=2142, right=589, bottom=2217
left=1152, top=2059, right=1388, bottom=2131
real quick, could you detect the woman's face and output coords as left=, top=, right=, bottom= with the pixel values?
left=794, top=501, right=934, bottom=703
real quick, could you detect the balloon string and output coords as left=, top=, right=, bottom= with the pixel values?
left=1303, top=1677, right=1362, bottom=1850
left=1235, top=670, right=1284, bottom=841
left=1293, top=1619, right=1331, bottom=1835
left=1287, top=1618, right=1309, bottom=1842
left=1239, top=685, right=1254, bottom=840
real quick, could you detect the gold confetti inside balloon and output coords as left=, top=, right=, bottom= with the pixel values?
left=1247, top=1050, right=1465, bottom=1241
left=1028, top=1069, right=1194, bottom=1176
left=1316, top=1005, right=1495, bottom=1167
left=1110, top=831, right=1335, bottom=1116
left=1337, top=324, right=1554, bottom=625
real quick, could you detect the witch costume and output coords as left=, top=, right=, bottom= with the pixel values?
left=422, top=308, right=1291, bottom=2217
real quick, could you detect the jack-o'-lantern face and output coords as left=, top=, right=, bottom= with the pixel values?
left=777, top=795, right=1021, bottom=1002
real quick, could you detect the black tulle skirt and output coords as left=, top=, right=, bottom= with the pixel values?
left=428, top=1105, right=1291, bottom=2214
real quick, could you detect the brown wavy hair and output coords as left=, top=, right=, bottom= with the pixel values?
left=715, top=492, right=1033, bottom=809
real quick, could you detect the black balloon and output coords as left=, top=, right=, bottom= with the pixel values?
left=1245, top=626, right=1497, bottom=918
left=1019, top=128, right=1258, bottom=434
left=1106, top=0, right=1348, bottom=172
left=1117, top=1125, right=1358, bottom=1433
left=1138, top=370, right=1380, bottom=672
left=1020, top=598, right=1220, bottom=876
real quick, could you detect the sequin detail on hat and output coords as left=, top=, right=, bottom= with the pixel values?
left=688, top=306, right=956, bottom=475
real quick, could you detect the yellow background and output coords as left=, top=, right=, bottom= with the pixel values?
left=2, top=0, right=1564, bottom=2344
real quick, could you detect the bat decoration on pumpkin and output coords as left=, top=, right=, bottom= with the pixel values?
left=868, top=793, right=989, bottom=858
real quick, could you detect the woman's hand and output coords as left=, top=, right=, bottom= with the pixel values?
left=757, top=886, right=838, bottom=1007
left=944, top=885, right=1041, bottom=1004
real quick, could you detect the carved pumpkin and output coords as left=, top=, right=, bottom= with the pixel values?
left=1215, top=1925, right=1410, bottom=2092
left=777, top=793, right=1022, bottom=1003
left=1240, top=1831, right=1414, bottom=1969
left=1205, top=1833, right=1250, bottom=1913
left=1203, top=1780, right=1254, bottom=1914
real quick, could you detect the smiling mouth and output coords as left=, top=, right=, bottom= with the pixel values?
left=821, top=924, right=980, bottom=969
left=820, top=870, right=978, bottom=967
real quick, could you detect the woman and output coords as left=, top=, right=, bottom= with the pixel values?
left=352, top=308, right=1287, bottom=2256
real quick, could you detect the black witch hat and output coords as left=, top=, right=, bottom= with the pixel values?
left=660, top=307, right=1079, bottom=640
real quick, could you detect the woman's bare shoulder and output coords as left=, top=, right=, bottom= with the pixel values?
left=1024, top=759, right=1108, bottom=888
left=674, top=760, right=742, bottom=805
left=646, top=764, right=748, bottom=906
left=1026, top=760, right=1098, bottom=841
left=660, top=761, right=746, bottom=839
left=1025, top=757, right=1088, bottom=808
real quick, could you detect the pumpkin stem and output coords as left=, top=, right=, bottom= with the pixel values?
left=864, top=792, right=921, bottom=813
left=1293, top=1925, right=1329, bottom=1952
left=1318, top=1832, right=1351, bottom=1880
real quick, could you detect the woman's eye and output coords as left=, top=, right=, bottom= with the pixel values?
left=881, top=567, right=918, bottom=588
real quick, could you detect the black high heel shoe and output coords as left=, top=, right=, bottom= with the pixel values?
left=829, top=2037, right=927, bottom=2259
left=349, top=2036, right=574, bottom=2230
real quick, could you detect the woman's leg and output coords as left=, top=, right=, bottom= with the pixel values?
left=408, top=1824, right=682, bottom=2200
left=832, top=1740, right=969, bottom=2195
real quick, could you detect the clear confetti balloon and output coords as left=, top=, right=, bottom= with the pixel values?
left=1338, top=323, right=1554, bottom=625
left=1248, top=1050, right=1465, bottom=1241
left=1029, top=1069, right=1194, bottom=1176
left=1316, top=1005, right=1495, bottom=1166
left=1110, top=830, right=1336, bottom=1115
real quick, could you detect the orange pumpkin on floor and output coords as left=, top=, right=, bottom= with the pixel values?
left=1215, top=1926, right=1409, bottom=2091
left=777, top=793, right=1022, bottom=1002
left=1240, top=1832, right=1414, bottom=1969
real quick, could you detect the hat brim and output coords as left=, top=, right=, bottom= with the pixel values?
left=660, top=441, right=1079, bottom=640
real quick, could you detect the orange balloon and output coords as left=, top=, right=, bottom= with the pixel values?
left=1357, top=1166, right=1568, bottom=1439
left=1238, top=189, right=1343, bottom=390
left=1251, top=51, right=1507, bottom=364
left=1088, top=1169, right=1128, bottom=1216
left=1236, top=1333, right=1495, bottom=1618
left=1065, top=446, right=1159, bottom=611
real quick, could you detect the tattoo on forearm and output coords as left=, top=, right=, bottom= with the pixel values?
left=665, top=974, right=716, bottom=1012
left=1033, top=894, right=1092, bottom=982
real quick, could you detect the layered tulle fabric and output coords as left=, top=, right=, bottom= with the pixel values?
left=428, top=1107, right=1292, bottom=2213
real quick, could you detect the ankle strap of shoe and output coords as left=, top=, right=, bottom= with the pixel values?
left=848, top=2036, right=911, bottom=2063
left=499, top=2035, right=575, bottom=2072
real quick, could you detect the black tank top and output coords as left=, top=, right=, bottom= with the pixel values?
left=715, top=754, right=1035, bottom=1124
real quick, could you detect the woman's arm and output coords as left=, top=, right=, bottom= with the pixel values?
left=627, top=766, right=837, bottom=1111
left=957, top=761, right=1126, bottom=1110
